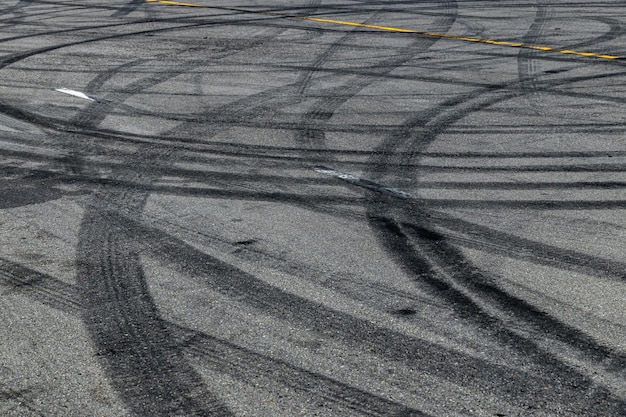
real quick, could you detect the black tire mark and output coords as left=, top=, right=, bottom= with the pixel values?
left=368, top=215, right=626, bottom=415
left=111, top=0, right=146, bottom=18
left=0, top=0, right=86, bottom=26
left=15, top=3, right=620, bottom=386
left=0, top=257, right=81, bottom=314
left=293, top=7, right=387, bottom=97
left=358, top=13, right=626, bottom=415
left=295, top=0, right=459, bottom=137
left=61, top=7, right=338, bottom=415
left=86, top=1, right=436, bottom=226
left=263, top=1, right=461, bottom=227
left=0, top=0, right=30, bottom=17
left=88, top=207, right=626, bottom=414
left=430, top=213, right=626, bottom=282
left=2, top=2, right=620, bottom=412
left=396, top=216, right=626, bottom=373
left=0, top=16, right=298, bottom=417
left=77, top=209, right=234, bottom=417
left=0, top=183, right=67, bottom=209
left=555, top=16, right=625, bottom=51
left=0, top=257, right=431, bottom=416
left=518, top=0, right=553, bottom=105
left=3, top=66, right=626, bottom=151
left=169, top=323, right=430, bottom=417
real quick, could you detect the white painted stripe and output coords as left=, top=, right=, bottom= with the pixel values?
left=314, top=165, right=412, bottom=199
left=55, top=88, right=96, bottom=101
left=54, top=88, right=110, bottom=103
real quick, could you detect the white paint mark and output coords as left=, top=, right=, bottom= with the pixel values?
left=314, top=165, right=412, bottom=199
left=54, top=88, right=110, bottom=103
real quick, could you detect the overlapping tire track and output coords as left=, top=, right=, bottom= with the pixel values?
left=358, top=2, right=626, bottom=414
left=364, top=94, right=626, bottom=412
left=0, top=1, right=313, bottom=415
left=0, top=257, right=430, bottom=417
left=68, top=5, right=324, bottom=415
left=1, top=1, right=626, bottom=415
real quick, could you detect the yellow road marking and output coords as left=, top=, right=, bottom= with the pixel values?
left=145, top=0, right=203, bottom=6
left=145, top=0, right=622, bottom=60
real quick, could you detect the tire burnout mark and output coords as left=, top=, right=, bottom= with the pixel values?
left=66, top=2, right=344, bottom=416
left=70, top=47, right=267, bottom=417
left=77, top=210, right=233, bottom=417
left=287, top=0, right=609, bottom=411
left=0, top=258, right=429, bottom=417
left=63, top=210, right=623, bottom=410
left=517, top=0, right=553, bottom=101
left=358, top=4, right=626, bottom=416
left=2, top=1, right=626, bottom=416
left=112, top=0, right=146, bottom=17
left=0, top=7, right=436, bottom=413
left=364, top=98, right=626, bottom=411
left=0, top=8, right=299, bottom=417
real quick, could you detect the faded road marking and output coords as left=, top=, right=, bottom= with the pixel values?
left=145, top=0, right=622, bottom=60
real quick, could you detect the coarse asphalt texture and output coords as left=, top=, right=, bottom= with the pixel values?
left=0, top=1, right=625, bottom=416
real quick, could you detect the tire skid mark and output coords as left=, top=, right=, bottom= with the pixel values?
left=0, top=258, right=430, bottom=416
left=3, top=2, right=625, bottom=415
left=169, top=323, right=430, bottom=417
left=73, top=26, right=292, bottom=129
left=0, top=17, right=222, bottom=44
left=72, top=170, right=232, bottom=415
left=1, top=155, right=367, bottom=203
left=78, top=208, right=234, bottom=417
left=360, top=14, right=626, bottom=414
left=430, top=213, right=626, bottom=283
left=0, top=22, right=216, bottom=70
left=556, top=16, right=625, bottom=51
left=312, top=161, right=626, bottom=284
left=61, top=6, right=341, bottom=415
left=0, top=0, right=83, bottom=25
left=367, top=205, right=626, bottom=410
left=46, top=23, right=297, bottom=417
left=0, top=0, right=31, bottom=18
left=397, top=217, right=626, bottom=381
left=293, top=7, right=386, bottom=105
left=7, top=129, right=626, bottom=177
left=0, top=257, right=80, bottom=314
left=276, top=0, right=459, bottom=230
left=3, top=66, right=626, bottom=150
left=113, top=0, right=413, bottom=222
left=0, top=9, right=291, bottom=70
left=368, top=215, right=626, bottom=409
left=67, top=5, right=620, bottom=410
left=518, top=0, right=553, bottom=104
left=85, top=207, right=625, bottom=412
left=294, top=0, right=458, bottom=151
left=112, top=0, right=147, bottom=18
left=370, top=214, right=626, bottom=385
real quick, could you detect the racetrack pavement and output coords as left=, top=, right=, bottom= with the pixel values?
left=0, top=1, right=625, bottom=416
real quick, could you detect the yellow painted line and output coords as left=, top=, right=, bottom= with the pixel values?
left=302, top=17, right=417, bottom=33
left=145, top=0, right=622, bottom=60
left=145, top=0, right=203, bottom=6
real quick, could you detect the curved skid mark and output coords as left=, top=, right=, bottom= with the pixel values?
left=144, top=0, right=622, bottom=60
left=3, top=1, right=626, bottom=415
left=86, top=207, right=626, bottom=413
left=59, top=10, right=331, bottom=416
left=359, top=4, right=626, bottom=413
left=77, top=210, right=233, bottom=417
left=0, top=258, right=430, bottom=416
left=112, top=0, right=147, bottom=17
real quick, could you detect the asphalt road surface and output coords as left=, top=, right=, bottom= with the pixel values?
left=1, top=1, right=625, bottom=416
